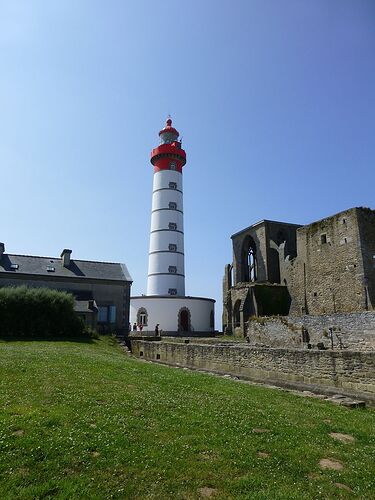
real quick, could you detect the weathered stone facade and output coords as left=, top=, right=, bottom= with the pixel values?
left=223, top=219, right=300, bottom=335
left=130, top=340, right=375, bottom=402
left=246, top=312, right=375, bottom=351
left=284, top=207, right=375, bottom=315
left=223, top=208, right=375, bottom=340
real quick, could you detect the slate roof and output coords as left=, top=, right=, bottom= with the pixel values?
left=74, top=299, right=98, bottom=313
left=0, top=254, right=132, bottom=283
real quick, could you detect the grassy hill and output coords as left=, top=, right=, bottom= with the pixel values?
left=0, top=337, right=374, bottom=499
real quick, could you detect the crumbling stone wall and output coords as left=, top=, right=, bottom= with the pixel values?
left=285, top=208, right=372, bottom=315
left=246, top=312, right=375, bottom=351
left=131, top=340, right=375, bottom=400
left=357, top=208, right=375, bottom=310
left=224, top=208, right=375, bottom=337
left=223, top=220, right=300, bottom=334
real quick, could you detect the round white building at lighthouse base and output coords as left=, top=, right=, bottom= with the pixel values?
left=130, top=296, right=215, bottom=336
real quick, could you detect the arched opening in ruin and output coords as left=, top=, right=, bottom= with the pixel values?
left=242, top=236, right=257, bottom=282
left=233, top=300, right=241, bottom=328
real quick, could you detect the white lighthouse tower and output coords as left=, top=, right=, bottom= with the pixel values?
left=130, top=119, right=215, bottom=336
left=147, top=118, right=186, bottom=296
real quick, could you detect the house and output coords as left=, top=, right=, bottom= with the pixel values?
left=0, top=244, right=132, bottom=334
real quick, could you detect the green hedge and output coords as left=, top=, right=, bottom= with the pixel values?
left=0, top=286, right=87, bottom=339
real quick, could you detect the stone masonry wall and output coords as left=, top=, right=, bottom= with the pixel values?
left=131, top=340, right=375, bottom=400
left=247, top=312, right=375, bottom=351
left=287, top=208, right=367, bottom=315
left=357, top=208, right=375, bottom=310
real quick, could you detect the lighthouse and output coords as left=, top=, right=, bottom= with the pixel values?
left=130, top=119, right=215, bottom=336
left=147, top=118, right=186, bottom=296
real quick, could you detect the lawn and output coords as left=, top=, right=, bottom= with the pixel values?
left=0, top=337, right=374, bottom=499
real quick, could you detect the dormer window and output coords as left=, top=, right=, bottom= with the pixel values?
left=10, top=264, right=19, bottom=270
left=47, top=266, right=55, bottom=272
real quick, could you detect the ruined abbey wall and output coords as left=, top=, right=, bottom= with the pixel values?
left=285, top=208, right=369, bottom=315
left=131, top=340, right=375, bottom=401
left=246, top=311, right=375, bottom=351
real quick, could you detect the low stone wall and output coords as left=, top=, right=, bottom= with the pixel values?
left=246, top=312, right=375, bottom=351
left=130, top=340, right=375, bottom=401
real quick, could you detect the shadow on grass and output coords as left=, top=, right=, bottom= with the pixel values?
left=0, top=335, right=96, bottom=344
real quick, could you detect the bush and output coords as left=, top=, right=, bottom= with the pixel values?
left=0, top=286, right=87, bottom=339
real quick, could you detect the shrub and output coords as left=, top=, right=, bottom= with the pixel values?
left=0, top=286, right=87, bottom=339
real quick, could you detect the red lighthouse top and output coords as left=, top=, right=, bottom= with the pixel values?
left=158, top=118, right=179, bottom=141
left=151, top=118, right=186, bottom=172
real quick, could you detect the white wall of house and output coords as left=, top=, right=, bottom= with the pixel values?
left=130, top=296, right=215, bottom=333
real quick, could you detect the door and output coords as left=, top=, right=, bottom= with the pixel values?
left=180, top=309, right=190, bottom=332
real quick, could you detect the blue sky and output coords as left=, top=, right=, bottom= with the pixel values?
left=1, top=0, right=374, bottom=326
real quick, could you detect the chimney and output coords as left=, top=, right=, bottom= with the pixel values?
left=0, top=242, right=4, bottom=262
left=61, top=249, right=72, bottom=267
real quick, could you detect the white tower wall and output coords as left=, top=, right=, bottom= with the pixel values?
left=130, top=296, right=215, bottom=333
left=147, top=169, right=185, bottom=296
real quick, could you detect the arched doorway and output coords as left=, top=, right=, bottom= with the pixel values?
left=178, top=307, right=191, bottom=332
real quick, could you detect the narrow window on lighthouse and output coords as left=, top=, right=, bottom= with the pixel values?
left=168, top=266, right=177, bottom=274
left=169, top=182, right=177, bottom=189
left=169, top=244, right=177, bottom=252
left=168, top=288, right=177, bottom=295
left=169, top=202, right=177, bottom=210
left=169, top=222, right=177, bottom=230
left=170, top=161, right=176, bottom=170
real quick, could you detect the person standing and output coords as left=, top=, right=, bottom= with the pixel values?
left=155, top=324, right=160, bottom=337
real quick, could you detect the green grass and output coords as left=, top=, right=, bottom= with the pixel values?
left=0, top=337, right=374, bottom=499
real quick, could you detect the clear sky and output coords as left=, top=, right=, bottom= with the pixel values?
left=1, top=0, right=374, bottom=327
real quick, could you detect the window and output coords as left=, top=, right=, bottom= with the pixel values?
left=168, top=266, right=177, bottom=274
left=242, top=236, right=257, bottom=282
left=136, top=307, right=148, bottom=326
left=169, top=222, right=177, bottom=230
left=109, top=305, right=116, bottom=324
left=170, top=161, right=176, bottom=170
left=343, top=218, right=346, bottom=224
left=169, top=182, right=177, bottom=189
left=98, top=305, right=116, bottom=324
left=168, top=288, right=177, bottom=295
left=321, top=234, right=327, bottom=244
left=313, top=292, right=317, bottom=297
left=169, top=244, right=177, bottom=252
left=10, top=264, right=19, bottom=270
left=139, top=312, right=147, bottom=325
left=47, top=266, right=55, bottom=272
left=169, top=202, right=177, bottom=210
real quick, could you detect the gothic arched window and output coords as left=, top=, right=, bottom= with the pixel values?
left=137, top=308, right=148, bottom=326
left=241, top=235, right=258, bottom=283
left=247, top=246, right=257, bottom=282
